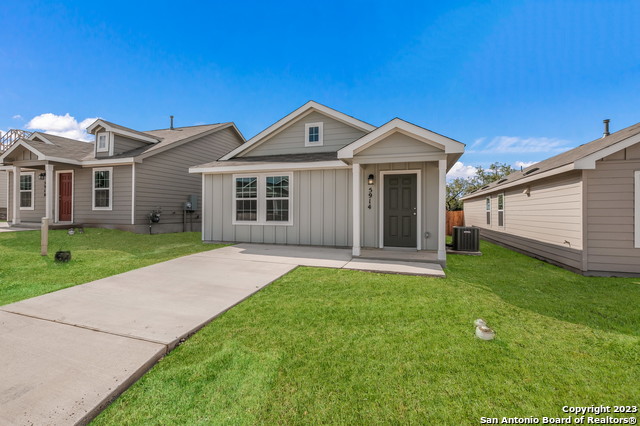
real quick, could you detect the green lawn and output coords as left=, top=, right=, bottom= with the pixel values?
left=0, top=228, right=222, bottom=305
left=92, top=241, right=640, bottom=425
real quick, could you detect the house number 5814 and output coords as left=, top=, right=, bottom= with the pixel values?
left=368, top=187, right=373, bottom=209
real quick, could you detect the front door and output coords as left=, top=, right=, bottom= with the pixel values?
left=58, top=173, right=72, bottom=222
left=384, top=174, right=417, bottom=247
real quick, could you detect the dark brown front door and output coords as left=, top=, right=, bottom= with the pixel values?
left=58, top=173, right=72, bottom=222
left=384, top=174, right=417, bottom=247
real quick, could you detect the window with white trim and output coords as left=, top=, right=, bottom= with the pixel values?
left=304, top=122, right=323, bottom=146
left=233, top=173, right=292, bottom=225
left=485, top=196, right=491, bottom=225
left=97, top=133, right=109, bottom=152
left=635, top=171, right=640, bottom=248
left=497, top=193, right=505, bottom=227
left=92, top=167, right=113, bottom=210
left=19, top=172, right=34, bottom=210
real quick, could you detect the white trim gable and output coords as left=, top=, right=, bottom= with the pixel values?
left=574, top=132, right=640, bottom=169
left=87, top=119, right=160, bottom=144
left=338, top=118, right=465, bottom=160
left=0, top=140, right=47, bottom=162
left=220, top=101, right=376, bottom=160
left=27, top=133, right=54, bottom=144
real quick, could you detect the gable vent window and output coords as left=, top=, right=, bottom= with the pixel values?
left=497, top=193, right=505, bottom=227
left=485, top=196, right=491, bottom=225
left=305, top=122, right=323, bottom=147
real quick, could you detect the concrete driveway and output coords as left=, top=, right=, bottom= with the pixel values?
left=0, top=244, right=443, bottom=425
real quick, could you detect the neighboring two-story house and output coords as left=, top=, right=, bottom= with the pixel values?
left=190, top=101, right=465, bottom=265
left=0, top=120, right=244, bottom=233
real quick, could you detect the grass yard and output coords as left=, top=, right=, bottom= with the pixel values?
left=0, top=228, right=222, bottom=305
left=93, top=241, right=640, bottom=425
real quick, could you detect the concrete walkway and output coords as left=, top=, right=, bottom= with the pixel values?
left=0, top=244, right=443, bottom=425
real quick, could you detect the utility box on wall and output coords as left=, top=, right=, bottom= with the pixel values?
left=187, top=194, right=198, bottom=211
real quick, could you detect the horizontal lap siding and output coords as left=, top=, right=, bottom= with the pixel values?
left=135, top=128, right=243, bottom=226
left=74, top=166, right=132, bottom=225
left=6, top=172, right=46, bottom=222
left=0, top=171, right=7, bottom=208
left=113, top=135, right=147, bottom=155
left=203, top=169, right=352, bottom=246
left=464, top=171, right=584, bottom=270
left=243, top=111, right=366, bottom=157
left=586, top=159, right=640, bottom=274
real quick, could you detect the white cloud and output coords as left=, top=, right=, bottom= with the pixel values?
left=26, top=113, right=98, bottom=142
left=468, top=136, right=572, bottom=154
left=514, top=160, right=538, bottom=169
left=12, top=114, right=22, bottom=120
left=447, top=161, right=478, bottom=179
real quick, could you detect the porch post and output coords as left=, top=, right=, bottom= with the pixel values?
left=12, top=166, right=20, bottom=225
left=45, top=164, right=54, bottom=221
left=352, top=163, right=361, bottom=256
left=437, top=159, right=446, bottom=262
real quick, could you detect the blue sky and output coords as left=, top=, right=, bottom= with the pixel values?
left=1, top=0, right=639, bottom=177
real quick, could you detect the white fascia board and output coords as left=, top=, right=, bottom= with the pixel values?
left=87, top=119, right=159, bottom=144
left=574, top=132, right=640, bottom=169
left=338, top=118, right=464, bottom=159
left=189, top=160, right=349, bottom=174
left=0, top=141, right=47, bottom=162
left=27, top=133, right=54, bottom=145
left=220, top=101, right=376, bottom=160
left=81, top=158, right=138, bottom=166
left=461, top=163, right=575, bottom=200
left=0, top=165, right=11, bottom=171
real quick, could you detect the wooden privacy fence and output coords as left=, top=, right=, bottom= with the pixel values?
left=446, top=210, right=464, bottom=236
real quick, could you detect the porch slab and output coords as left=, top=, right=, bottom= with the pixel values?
left=344, top=258, right=445, bottom=277
left=359, top=248, right=440, bottom=263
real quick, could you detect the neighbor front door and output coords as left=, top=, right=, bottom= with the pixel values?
left=384, top=174, right=417, bottom=247
left=58, top=172, right=72, bottom=222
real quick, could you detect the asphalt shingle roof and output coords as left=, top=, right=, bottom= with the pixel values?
left=193, top=152, right=339, bottom=169
left=26, top=133, right=94, bottom=162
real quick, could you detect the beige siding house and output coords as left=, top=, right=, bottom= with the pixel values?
left=190, top=101, right=465, bottom=265
left=0, top=120, right=244, bottom=233
left=463, top=122, right=640, bottom=276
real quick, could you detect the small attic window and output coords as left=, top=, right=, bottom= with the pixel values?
left=523, top=167, right=539, bottom=176
left=97, top=133, right=108, bottom=152
left=305, top=122, right=323, bottom=147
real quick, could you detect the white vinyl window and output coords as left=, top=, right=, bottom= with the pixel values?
left=92, top=167, right=113, bottom=210
left=497, top=193, right=505, bottom=227
left=96, top=132, right=109, bottom=153
left=233, top=173, right=292, bottom=225
left=635, top=171, right=640, bottom=248
left=304, top=122, right=323, bottom=147
left=19, top=172, right=35, bottom=210
left=485, top=196, right=491, bottom=225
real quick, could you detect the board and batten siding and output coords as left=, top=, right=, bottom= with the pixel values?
left=464, top=171, right=584, bottom=270
left=242, top=111, right=367, bottom=157
left=73, top=165, right=133, bottom=225
left=203, top=169, right=353, bottom=246
left=135, top=127, right=243, bottom=229
left=585, top=154, right=640, bottom=274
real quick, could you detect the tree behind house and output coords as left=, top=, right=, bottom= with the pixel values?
left=446, top=162, right=516, bottom=210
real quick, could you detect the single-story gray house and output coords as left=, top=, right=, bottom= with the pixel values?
left=190, top=101, right=465, bottom=265
left=463, top=121, right=640, bottom=276
left=0, top=120, right=244, bottom=233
